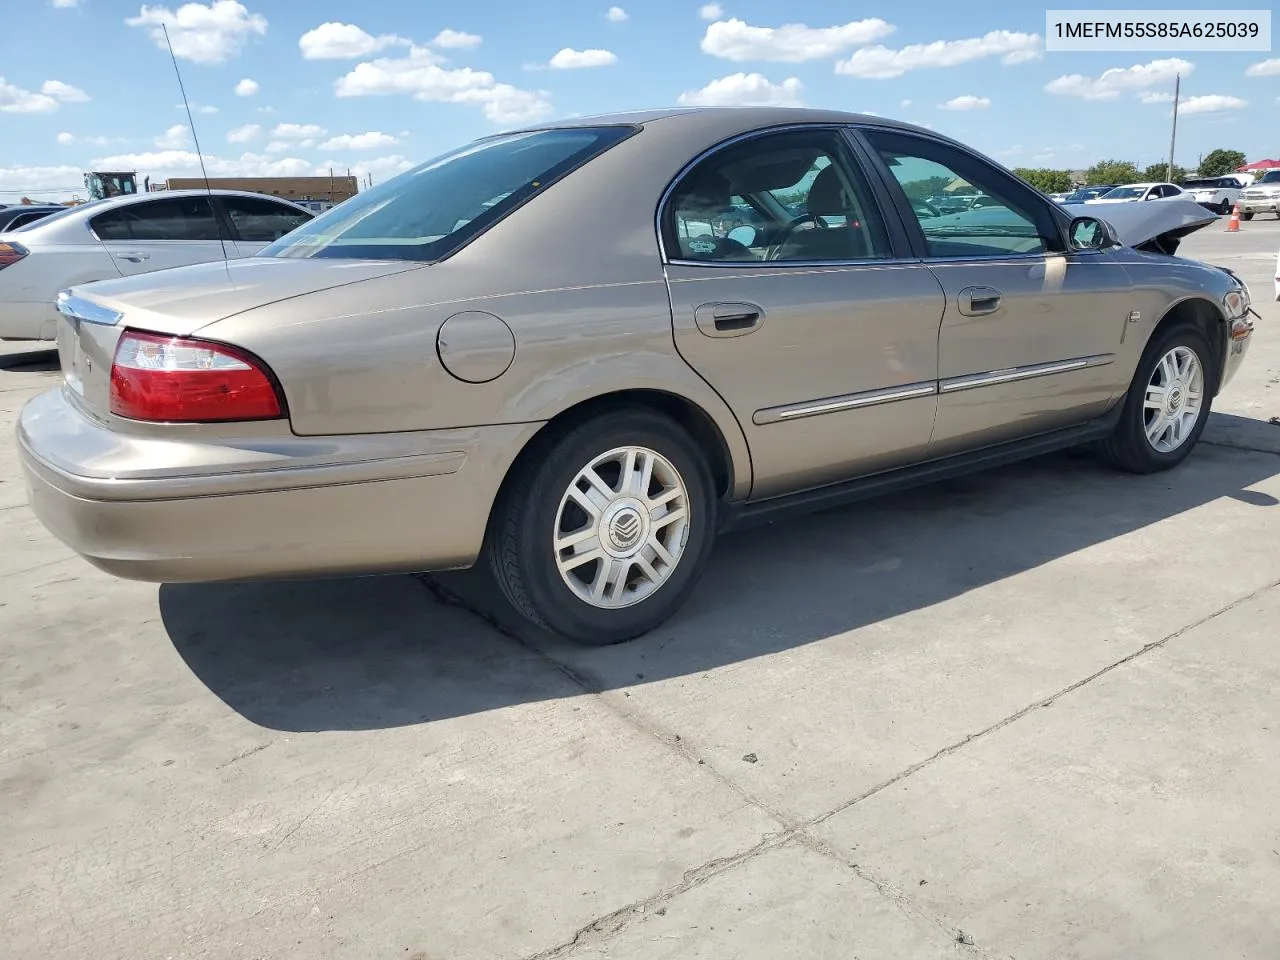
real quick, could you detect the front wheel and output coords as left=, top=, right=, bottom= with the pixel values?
left=1219, top=200, right=1232, bottom=216
left=1241, top=211, right=1255, bottom=221
left=487, top=408, right=717, bottom=645
left=1100, top=323, right=1214, bottom=474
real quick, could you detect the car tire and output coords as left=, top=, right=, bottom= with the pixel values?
left=1219, top=200, right=1232, bottom=216
left=487, top=407, right=717, bottom=645
left=1099, top=323, right=1216, bottom=474
left=1241, top=211, right=1254, bottom=221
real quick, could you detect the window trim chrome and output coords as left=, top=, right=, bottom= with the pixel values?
left=754, top=381, right=937, bottom=425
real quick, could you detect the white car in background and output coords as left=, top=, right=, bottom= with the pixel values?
left=0, top=189, right=312, bottom=340
left=1180, top=176, right=1246, bottom=215
left=1085, top=182, right=1188, bottom=205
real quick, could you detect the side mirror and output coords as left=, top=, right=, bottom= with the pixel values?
left=1069, top=216, right=1120, bottom=251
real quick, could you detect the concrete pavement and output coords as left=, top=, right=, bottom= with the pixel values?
left=2, top=219, right=1279, bottom=959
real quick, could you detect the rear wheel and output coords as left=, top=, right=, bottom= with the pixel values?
left=1219, top=200, right=1232, bottom=216
left=487, top=408, right=717, bottom=645
left=1100, top=323, right=1214, bottom=474
left=1241, top=211, right=1255, bottom=221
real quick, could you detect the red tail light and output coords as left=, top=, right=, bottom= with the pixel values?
left=109, top=330, right=284, bottom=423
left=0, top=241, right=28, bottom=269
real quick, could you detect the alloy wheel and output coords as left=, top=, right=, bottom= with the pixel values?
left=1143, top=345, right=1204, bottom=453
left=553, top=446, right=691, bottom=608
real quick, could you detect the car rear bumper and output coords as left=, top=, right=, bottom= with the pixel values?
left=0, top=300, right=58, bottom=340
left=17, top=386, right=541, bottom=582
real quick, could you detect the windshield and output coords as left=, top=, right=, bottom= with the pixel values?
left=1100, top=186, right=1146, bottom=199
left=1256, top=171, right=1280, bottom=184
left=262, top=126, right=635, bottom=261
left=1183, top=179, right=1220, bottom=188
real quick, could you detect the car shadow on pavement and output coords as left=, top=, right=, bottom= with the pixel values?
left=0, top=348, right=58, bottom=373
left=160, top=426, right=1280, bottom=733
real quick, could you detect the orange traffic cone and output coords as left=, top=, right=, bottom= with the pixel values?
left=1226, top=202, right=1241, bottom=232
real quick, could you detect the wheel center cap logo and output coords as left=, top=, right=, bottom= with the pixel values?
left=610, top=510, right=642, bottom=549
left=1168, top=386, right=1182, bottom=410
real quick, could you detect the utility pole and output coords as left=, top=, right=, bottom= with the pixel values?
left=1166, top=73, right=1180, bottom=182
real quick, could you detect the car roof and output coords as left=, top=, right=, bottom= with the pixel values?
left=507, top=105, right=938, bottom=141
left=81, top=188, right=310, bottom=209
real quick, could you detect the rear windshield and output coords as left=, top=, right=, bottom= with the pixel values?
left=261, top=126, right=635, bottom=262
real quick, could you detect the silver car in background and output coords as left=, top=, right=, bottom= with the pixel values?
left=18, top=107, right=1254, bottom=644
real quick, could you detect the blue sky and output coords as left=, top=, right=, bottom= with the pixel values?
left=2, top=0, right=1278, bottom=200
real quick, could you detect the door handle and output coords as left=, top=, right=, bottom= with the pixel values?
left=115, top=252, right=150, bottom=263
left=694, top=302, right=764, bottom=338
left=957, top=285, right=1002, bottom=317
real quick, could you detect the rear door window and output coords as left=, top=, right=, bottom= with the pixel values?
left=90, top=197, right=224, bottom=241
left=262, top=125, right=635, bottom=262
left=220, top=195, right=313, bottom=242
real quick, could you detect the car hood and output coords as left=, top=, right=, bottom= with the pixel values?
left=65, top=256, right=425, bottom=337
left=1060, top=198, right=1217, bottom=252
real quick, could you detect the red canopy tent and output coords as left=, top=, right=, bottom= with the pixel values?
left=1237, top=159, right=1280, bottom=171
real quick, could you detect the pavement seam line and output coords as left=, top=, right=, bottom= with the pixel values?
left=422, top=575, right=1012, bottom=957
left=1200, top=439, right=1280, bottom=456
left=794, top=833, right=1003, bottom=959
left=807, top=574, right=1280, bottom=831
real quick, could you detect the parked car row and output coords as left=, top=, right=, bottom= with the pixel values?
left=0, top=190, right=313, bottom=340
left=10, top=107, right=1257, bottom=644
left=1049, top=174, right=1262, bottom=217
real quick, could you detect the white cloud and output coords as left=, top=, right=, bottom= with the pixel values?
left=235, top=77, right=259, bottom=96
left=0, top=80, right=55, bottom=113
left=334, top=45, right=553, bottom=124
left=226, top=122, right=261, bottom=142
left=1244, top=58, right=1280, bottom=77
left=1139, top=91, right=1173, bottom=104
left=299, top=21, right=408, bottom=59
left=42, top=80, right=90, bottom=102
left=548, top=48, right=618, bottom=69
left=940, top=94, right=990, bottom=111
left=56, top=132, right=76, bottom=145
left=155, top=124, right=191, bottom=148
left=836, top=30, right=1041, bottom=78
left=1044, top=57, right=1192, bottom=100
left=699, top=3, right=723, bottom=19
left=319, top=131, right=399, bottom=150
left=900, top=98, right=912, bottom=107
left=432, top=28, right=481, bottom=49
left=93, top=149, right=317, bottom=180
left=0, top=163, right=85, bottom=199
left=1178, top=94, right=1247, bottom=115
left=703, top=17, right=894, bottom=62
left=255, top=105, right=275, bottom=114
left=677, top=72, right=804, bottom=107
left=606, top=6, right=627, bottom=21
left=1, top=77, right=90, bottom=113
left=51, top=0, right=81, bottom=7
left=271, top=122, right=326, bottom=139
left=126, top=1, right=268, bottom=64
left=192, top=103, right=219, bottom=114
left=320, top=154, right=415, bottom=181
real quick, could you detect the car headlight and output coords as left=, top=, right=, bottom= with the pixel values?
left=1223, top=285, right=1250, bottom=319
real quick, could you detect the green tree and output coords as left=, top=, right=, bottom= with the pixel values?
left=1012, top=168, right=1074, bottom=193
left=1084, top=159, right=1140, bottom=186
left=1198, top=149, right=1246, bottom=178
left=1141, top=163, right=1188, bottom=183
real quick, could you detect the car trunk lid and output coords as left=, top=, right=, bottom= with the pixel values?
left=55, top=257, right=424, bottom=422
